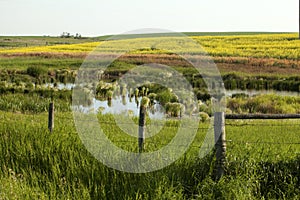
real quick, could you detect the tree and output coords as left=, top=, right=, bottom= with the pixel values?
left=60, top=32, right=72, bottom=38
left=75, top=33, right=82, bottom=39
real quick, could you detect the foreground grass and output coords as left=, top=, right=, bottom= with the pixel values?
left=0, top=111, right=299, bottom=199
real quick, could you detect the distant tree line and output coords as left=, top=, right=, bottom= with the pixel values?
left=60, top=32, right=82, bottom=39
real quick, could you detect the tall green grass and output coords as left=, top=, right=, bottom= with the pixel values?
left=0, top=93, right=71, bottom=113
left=0, top=111, right=299, bottom=199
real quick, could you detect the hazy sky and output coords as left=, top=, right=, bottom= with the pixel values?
left=0, top=0, right=298, bottom=36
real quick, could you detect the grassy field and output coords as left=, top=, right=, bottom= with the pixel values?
left=0, top=111, right=299, bottom=199
left=0, top=33, right=299, bottom=199
left=0, top=36, right=105, bottom=49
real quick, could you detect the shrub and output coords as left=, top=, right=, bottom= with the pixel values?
left=148, top=93, right=157, bottom=105
left=26, top=66, right=47, bottom=79
left=165, top=102, right=184, bottom=117
left=227, top=98, right=243, bottom=114
left=199, top=112, right=210, bottom=122
left=156, top=90, right=178, bottom=105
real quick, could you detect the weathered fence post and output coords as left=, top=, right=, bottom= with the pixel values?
left=48, top=102, right=54, bottom=133
left=214, top=112, right=226, bottom=180
left=138, top=97, right=149, bottom=153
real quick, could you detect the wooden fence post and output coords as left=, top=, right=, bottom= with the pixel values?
left=138, top=97, right=149, bottom=153
left=214, top=112, right=226, bottom=180
left=48, top=102, right=54, bottom=133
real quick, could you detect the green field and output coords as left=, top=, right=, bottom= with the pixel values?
left=0, top=36, right=103, bottom=49
left=0, top=33, right=299, bottom=199
left=0, top=32, right=292, bottom=49
left=0, top=111, right=299, bottom=199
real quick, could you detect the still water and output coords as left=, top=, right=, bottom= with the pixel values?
left=50, top=83, right=299, bottom=117
left=90, top=95, right=165, bottom=119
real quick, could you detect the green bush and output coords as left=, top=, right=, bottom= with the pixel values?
left=165, top=102, right=184, bottom=117
left=227, top=98, right=243, bottom=114
left=227, top=94, right=300, bottom=114
left=156, top=90, right=178, bottom=106
left=148, top=93, right=157, bottom=104
left=199, top=112, right=210, bottom=122
left=26, top=66, right=47, bottom=79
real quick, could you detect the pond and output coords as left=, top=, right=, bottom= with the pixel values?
left=84, top=95, right=165, bottom=119
left=43, top=83, right=164, bottom=119
left=51, top=83, right=300, bottom=97
left=44, top=83, right=75, bottom=90
left=49, top=83, right=300, bottom=118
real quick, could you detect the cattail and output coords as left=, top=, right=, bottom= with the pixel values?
left=107, top=90, right=113, bottom=100
left=122, top=87, right=127, bottom=97
left=141, top=87, right=145, bottom=96
left=141, top=96, right=150, bottom=108
left=135, top=88, right=139, bottom=98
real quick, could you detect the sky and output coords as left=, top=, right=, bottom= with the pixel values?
left=0, top=0, right=298, bottom=36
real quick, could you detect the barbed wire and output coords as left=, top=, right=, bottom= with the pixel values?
left=225, top=123, right=300, bottom=127
left=226, top=140, right=300, bottom=145
left=109, top=140, right=204, bottom=149
left=1, top=113, right=300, bottom=146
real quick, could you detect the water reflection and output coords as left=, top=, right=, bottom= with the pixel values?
left=44, top=83, right=75, bottom=90
left=81, top=94, right=165, bottom=119
left=49, top=83, right=300, bottom=97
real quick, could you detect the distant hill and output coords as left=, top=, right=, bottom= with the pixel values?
left=95, top=32, right=294, bottom=40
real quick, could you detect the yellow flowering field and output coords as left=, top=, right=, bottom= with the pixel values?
left=0, top=33, right=299, bottom=59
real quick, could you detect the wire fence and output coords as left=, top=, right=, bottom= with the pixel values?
left=226, top=140, right=300, bottom=145
left=1, top=111, right=300, bottom=147
left=2, top=110, right=300, bottom=180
